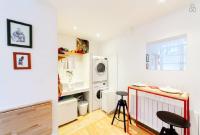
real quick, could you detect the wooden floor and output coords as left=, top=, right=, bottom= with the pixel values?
left=59, top=110, right=154, bottom=135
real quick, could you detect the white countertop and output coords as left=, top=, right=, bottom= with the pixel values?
left=61, top=87, right=90, bottom=96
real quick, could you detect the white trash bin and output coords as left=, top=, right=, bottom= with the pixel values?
left=78, top=101, right=88, bottom=116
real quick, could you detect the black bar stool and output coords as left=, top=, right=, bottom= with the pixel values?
left=111, top=91, right=131, bottom=132
left=157, top=111, right=190, bottom=135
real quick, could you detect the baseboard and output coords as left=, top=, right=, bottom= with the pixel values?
left=133, top=119, right=159, bottom=135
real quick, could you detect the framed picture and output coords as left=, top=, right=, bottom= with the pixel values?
left=146, top=54, right=149, bottom=62
left=7, top=19, right=32, bottom=48
left=13, top=52, right=31, bottom=70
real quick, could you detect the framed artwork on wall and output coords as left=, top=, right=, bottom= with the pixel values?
left=13, top=52, right=31, bottom=70
left=7, top=19, right=32, bottom=48
left=146, top=54, right=149, bottom=62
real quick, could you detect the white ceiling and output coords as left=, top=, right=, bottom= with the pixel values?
left=47, top=0, right=191, bottom=42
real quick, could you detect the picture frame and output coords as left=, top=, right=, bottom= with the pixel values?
left=7, top=19, right=32, bottom=48
left=146, top=54, right=149, bottom=62
left=13, top=52, right=31, bottom=70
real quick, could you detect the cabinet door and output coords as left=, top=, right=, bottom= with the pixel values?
left=0, top=101, right=52, bottom=135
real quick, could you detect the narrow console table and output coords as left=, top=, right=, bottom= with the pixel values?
left=127, top=86, right=190, bottom=135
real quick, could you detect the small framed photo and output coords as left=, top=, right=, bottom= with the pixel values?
left=13, top=52, right=31, bottom=70
left=7, top=19, right=32, bottom=48
left=146, top=54, right=149, bottom=62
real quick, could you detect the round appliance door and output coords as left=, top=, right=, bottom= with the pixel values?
left=96, top=89, right=103, bottom=99
left=96, top=63, right=105, bottom=74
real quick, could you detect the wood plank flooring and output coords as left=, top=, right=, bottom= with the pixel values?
left=59, top=110, right=154, bottom=135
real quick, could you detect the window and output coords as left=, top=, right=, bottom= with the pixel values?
left=146, top=35, right=187, bottom=71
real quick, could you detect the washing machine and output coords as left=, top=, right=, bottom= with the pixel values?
left=92, top=81, right=108, bottom=111
left=93, top=56, right=108, bottom=82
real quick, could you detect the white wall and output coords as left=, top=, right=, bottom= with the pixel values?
left=0, top=0, right=58, bottom=134
left=58, top=33, right=76, bottom=50
left=100, top=2, right=200, bottom=134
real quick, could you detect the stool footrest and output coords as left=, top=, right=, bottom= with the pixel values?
left=114, top=117, right=129, bottom=122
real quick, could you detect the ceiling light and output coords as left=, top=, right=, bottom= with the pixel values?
left=73, top=26, right=77, bottom=30
left=159, top=0, right=166, bottom=3
left=96, top=33, right=100, bottom=38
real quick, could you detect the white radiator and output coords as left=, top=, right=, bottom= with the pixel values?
left=129, top=91, right=200, bottom=135
left=129, top=91, right=185, bottom=134
left=190, top=110, right=200, bottom=135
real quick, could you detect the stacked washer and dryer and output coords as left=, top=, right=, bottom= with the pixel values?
left=92, top=56, right=109, bottom=111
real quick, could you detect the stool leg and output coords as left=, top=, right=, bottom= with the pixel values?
left=118, top=103, right=121, bottom=118
left=173, top=131, right=178, bottom=135
left=169, top=125, right=178, bottom=135
left=123, top=104, right=126, bottom=132
left=159, top=127, right=166, bottom=135
left=125, top=101, right=132, bottom=124
left=111, top=102, right=119, bottom=125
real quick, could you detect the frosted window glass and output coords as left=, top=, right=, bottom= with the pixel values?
left=146, top=35, right=187, bottom=71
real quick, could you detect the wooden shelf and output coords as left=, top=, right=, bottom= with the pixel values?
left=58, top=52, right=83, bottom=60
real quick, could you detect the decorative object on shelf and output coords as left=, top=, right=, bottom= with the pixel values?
left=132, top=82, right=148, bottom=87
left=58, top=47, right=69, bottom=54
left=13, top=52, right=31, bottom=70
left=76, top=38, right=89, bottom=54
left=7, top=19, right=32, bottom=48
left=159, top=87, right=182, bottom=94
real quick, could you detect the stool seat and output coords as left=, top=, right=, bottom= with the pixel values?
left=157, top=111, right=190, bottom=128
left=116, top=91, right=128, bottom=96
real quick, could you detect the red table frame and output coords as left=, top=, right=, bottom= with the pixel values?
left=127, top=86, right=190, bottom=135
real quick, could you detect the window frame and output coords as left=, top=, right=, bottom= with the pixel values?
left=146, top=34, right=187, bottom=71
